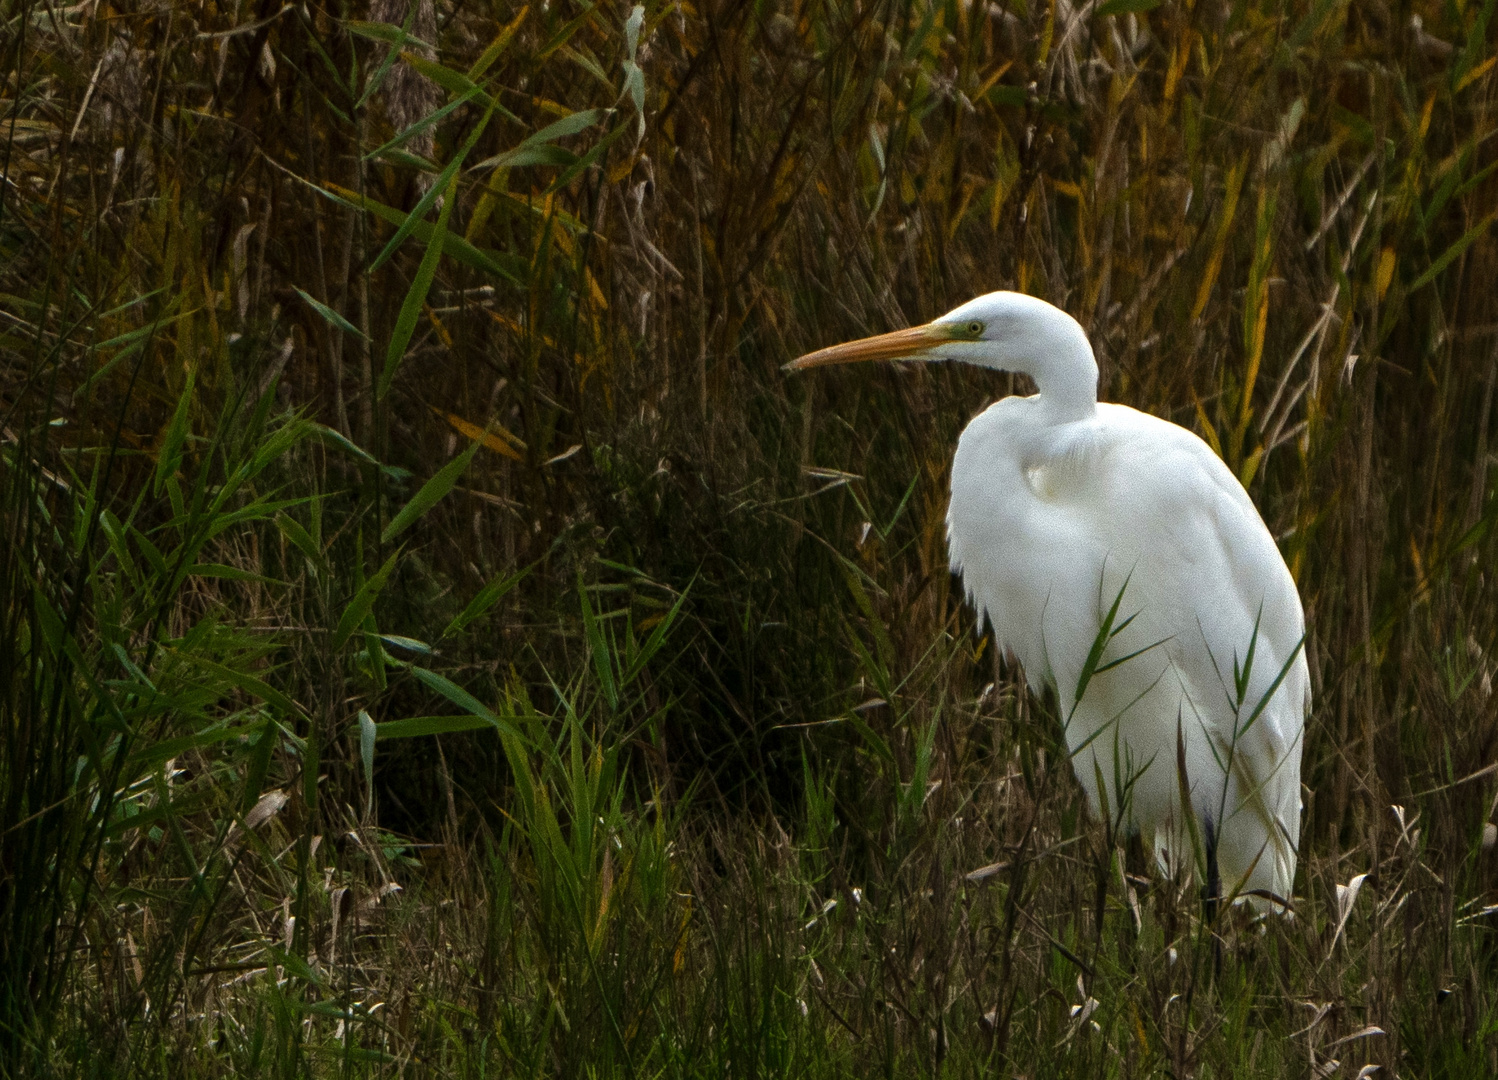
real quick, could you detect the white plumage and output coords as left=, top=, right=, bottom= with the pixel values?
left=791, top=291, right=1308, bottom=909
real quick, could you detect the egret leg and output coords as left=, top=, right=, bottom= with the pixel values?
left=1124, top=831, right=1148, bottom=873
left=1201, top=816, right=1221, bottom=922
left=1120, top=832, right=1150, bottom=972
left=1201, top=815, right=1223, bottom=980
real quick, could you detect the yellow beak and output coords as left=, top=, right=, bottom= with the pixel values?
left=785, top=323, right=957, bottom=371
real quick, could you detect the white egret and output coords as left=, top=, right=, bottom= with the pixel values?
left=790, top=291, right=1308, bottom=911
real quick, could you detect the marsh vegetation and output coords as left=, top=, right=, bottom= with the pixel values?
left=2, top=0, right=1497, bottom=1075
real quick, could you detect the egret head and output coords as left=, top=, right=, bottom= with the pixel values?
left=786, top=291, right=1097, bottom=415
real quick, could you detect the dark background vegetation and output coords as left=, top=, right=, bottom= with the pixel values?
left=3, top=0, right=1497, bottom=1075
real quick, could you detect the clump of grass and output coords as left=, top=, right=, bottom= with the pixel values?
left=2, top=0, right=1496, bottom=1076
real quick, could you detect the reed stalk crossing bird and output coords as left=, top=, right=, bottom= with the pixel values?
left=789, top=292, right=1308, bottom=911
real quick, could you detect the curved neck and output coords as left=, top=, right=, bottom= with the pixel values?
left=939, top=291, right=1101, bottom=419
left=1028, top=340, right=1098, bottom=421
left=992, top=322, right=1098, bottom=422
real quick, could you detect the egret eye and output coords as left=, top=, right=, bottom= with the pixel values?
left=966, top=321, right=984, bottom=337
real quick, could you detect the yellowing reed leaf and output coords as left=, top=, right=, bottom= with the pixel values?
left=1164, top=32, right=1195, bottom=107
left=989, top=180, right=1007, bottom=230
left=1238, top=182, right=1277, bottom=446
left=1456, top=56, right=1496, bottom=95
left=425, top=305, right=454, bottom=348
left=1240, top=287, right=1269, bottom=426
left=1239, top=445, right=1263, bottom=488
left=1037, top=0, right=1054, bottom=66
left=587, top=269, right=608, bottom=310
left=468, top=5, right=529, bottom=82
left=607, top=153, right=640, bottom=183
left=1190, top=155, right=1248, bottom=321
left=1193, top=397, right=1224, bottom=458
left=1376, top=246, right=1396, bottom=299
left=973, top=61, right=1014, bottom=102
left=948, top=180, right=979, bottom=239
left=435, top=408, right=526, bottom=461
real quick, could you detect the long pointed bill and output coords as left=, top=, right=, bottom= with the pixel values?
left=785, top=323, right=958, bottom=371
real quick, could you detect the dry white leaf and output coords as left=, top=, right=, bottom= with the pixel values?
left=1327, top=1025, right=1385, bottom=1049
left=1329, top=872, right=1368, bottom=954
left=244, top=789, right=288, bottom=831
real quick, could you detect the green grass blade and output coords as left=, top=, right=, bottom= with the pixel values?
left=368, top=89, right=498, bottom=278
left=1410, top=210, right=1498, bottom=291
left=473, top=108, right=604, bottom=171
left=153, top=367, right=195, bottom=496
left=1073, top=574, right=1133, bottom=712
left=409, top=666, right=522, bottom=740
left=380, top=436, right=482, bottom=545
left=311, top=180, right=523, bottom=281
left=359, top=710, right=376, bottom=816
left=294, top=287, right=366, bottom=339
left=441, top=562, right=533, bottom=640
left=577, top=575, right=619, bottom=712
left=333, top=550, right=399, bottom=651
left=377, top=172, right=458, bottom=399
left=189, top=657, right=302, bottom=719
left=372, top=714, right=495, bottom=738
